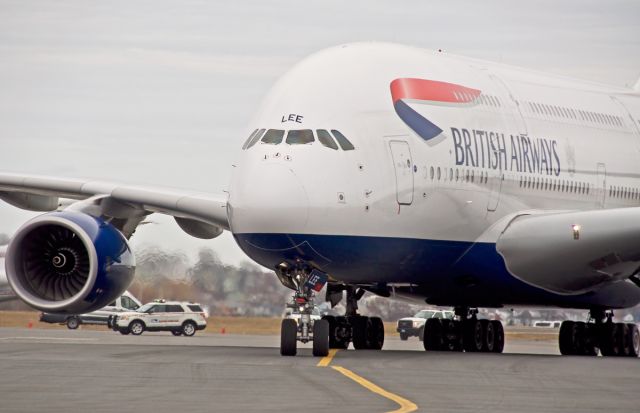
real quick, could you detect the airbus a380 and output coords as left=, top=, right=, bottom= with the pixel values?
left=2, top=43, right=640, bottom=357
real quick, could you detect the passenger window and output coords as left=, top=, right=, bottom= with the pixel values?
left=331, top=130, right=355, bottom=151
left=316, top=129, right=338, bottom=150
left=166, top=305, right=184, bottom=313
left=246, top=129, right=266, bottom=149
left=286, top=129, right=314, bottom=145
left=261, top=129, right=285, bottom=144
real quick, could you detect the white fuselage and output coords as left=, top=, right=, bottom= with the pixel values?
left=227, top=43, right=640, bottom=309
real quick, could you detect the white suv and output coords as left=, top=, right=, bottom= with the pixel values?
left=109, top=300, right=207, bottom=336
left=397, top=309, right=455, bottom=341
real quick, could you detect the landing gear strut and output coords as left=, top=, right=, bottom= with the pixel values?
left=279, top=266, right=329, bottom=357
left=559, top=310, right=640, bottom=357
left=321, top=285, right=385, bottom=351
left=423, top=307, right=504, bottom=353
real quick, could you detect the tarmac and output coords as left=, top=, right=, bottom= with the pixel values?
left=0, top=327, right=638, bottom=413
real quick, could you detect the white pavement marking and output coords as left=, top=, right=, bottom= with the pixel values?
left=0, top=336, right=98, bottom=341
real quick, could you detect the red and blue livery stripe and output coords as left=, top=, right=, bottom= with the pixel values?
left=390, top=78, right=481, bottom=141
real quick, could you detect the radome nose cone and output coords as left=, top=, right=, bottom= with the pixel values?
left=228, top=163, right=309, bottom=234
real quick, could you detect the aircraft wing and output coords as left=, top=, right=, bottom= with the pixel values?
left=495, top=207, right=640, bottom=295
left=0, top=172, right=229, bottom=238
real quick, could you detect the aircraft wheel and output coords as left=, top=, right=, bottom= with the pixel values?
left=627, top=324, right=640, bottom=357
left=350, top=316, right=369, bottom=350
left=423, top=318, right=443, bottom=351
left=280, top=319, right=297, bottom=356
left=367, top=317, right=384, bottom=350
left=559, top=321, right=576, bottom=355
left=491, top=321, right=504, bottom=353
left=619, top=323, right=631, bottom=357
left=312, top=319, right=329, bottom=357
left=322, top=315, right=339, bottom=349
left=481, top=319, right=495, bottom=352
left=464, top=319, right=484, bottom=352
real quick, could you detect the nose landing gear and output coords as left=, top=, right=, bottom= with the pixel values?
left=279, top=271, right=385, bottom=356
left=279, top=266, right=330, bottom=357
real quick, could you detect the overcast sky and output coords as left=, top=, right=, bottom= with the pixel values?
left=1, top=0, right=639, bottom=265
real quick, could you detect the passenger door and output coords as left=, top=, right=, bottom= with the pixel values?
left=165, top=304, right=185, bottom=328
left=146, top=304, right=167, bottom=328
left=388, top=140, right=414, bottom=205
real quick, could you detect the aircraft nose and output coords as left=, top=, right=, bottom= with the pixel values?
left=228, top=163, right=309, bottom=234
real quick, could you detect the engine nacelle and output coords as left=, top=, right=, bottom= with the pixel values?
left=5, top=211, right=135, bottom=313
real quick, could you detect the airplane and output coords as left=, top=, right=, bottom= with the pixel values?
left=1, top=42, right=640, bottom=357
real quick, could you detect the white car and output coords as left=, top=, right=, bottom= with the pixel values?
left=40, top=291, right=142, bottom=329
left=397, top=309, right=455, bottom=341
left=109, top=300, right=207, bottom=336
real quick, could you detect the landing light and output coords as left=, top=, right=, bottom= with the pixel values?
left=572, top=224, right=581, bottom=240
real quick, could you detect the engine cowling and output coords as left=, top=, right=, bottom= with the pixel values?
left=5, top=211, right=135, bottom=313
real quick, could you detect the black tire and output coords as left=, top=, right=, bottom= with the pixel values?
left=491, top=321, right=504, bottom=353
left=611, top=323, right=623, bottom=356
left=171, top=330, right=183, bottom=336
left=313, top=319, right=330, bottom=357
left=619, top=323, right=631, bottom=357
left=481, top=319, right=495, bottom=352
left=350, top=316, right=369, bottom=350
left=335, top=316, right=350, bottom=349
left=627, top=324, right=640, bottom=357
left=182, top=321, right=197, bottom=337
left=280, top=319, right=297, bottom=356
left=119, top=330, right=130, bottom=335
left=322, top=315, right=339, bottom=349
left=368, top=317, right=384, bottom=350
left=464, top=319, right=484, bottom=352
left=559, top=321, right=576, bottom=355
left=423, top=318, right=443, bottom=351
left=129, top=320, right=145, bottom=336
left=581, top=323, right=598, bottom=356
left=66, top=317, right=80, bottom=330
left=599, top=322, right=615, bottom=356
left=400, top=333, right=409, bottom=341
left=444, top=320, right=464, bottom=352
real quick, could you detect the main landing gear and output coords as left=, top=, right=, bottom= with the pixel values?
left=559, top=310, right=640, bottom=357
left=423, top=307, right=504, bottom=353
left=322, top=286, right=384, bottom=351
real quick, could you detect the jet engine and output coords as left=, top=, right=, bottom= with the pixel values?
left=5, top=211, right=135, bottom=313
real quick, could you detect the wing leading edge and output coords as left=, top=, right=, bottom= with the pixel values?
left=0, top=172, right=229, bottom=238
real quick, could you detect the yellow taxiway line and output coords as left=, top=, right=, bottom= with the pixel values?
left=316, top=349, right=418, bottom=413
left=316, top=348, right=339, bottom=367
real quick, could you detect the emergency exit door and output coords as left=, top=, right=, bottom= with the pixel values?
left=389, top=140, right=414, bottom=205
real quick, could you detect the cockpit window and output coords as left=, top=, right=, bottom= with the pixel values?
left=245, top=128, right=266, bottom=149
left=286, top=129, right=314, bottom=145
left=242, top=129, right=258, bottom=150
left=261, top=129, right=285, bottom=144
left=331, top=130, right=355, bottom=151
left=316, top=129, right=338, bottom=150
